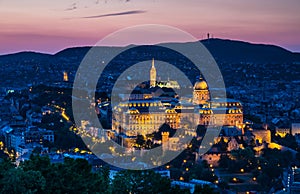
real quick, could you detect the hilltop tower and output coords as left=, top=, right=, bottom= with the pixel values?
left=150, top=58, right=156, bottom=87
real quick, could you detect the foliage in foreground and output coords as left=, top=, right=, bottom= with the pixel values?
left=0, top=155, right=218, bottom=194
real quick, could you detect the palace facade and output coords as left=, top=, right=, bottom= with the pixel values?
left=112, top=60, right=243, bottom=142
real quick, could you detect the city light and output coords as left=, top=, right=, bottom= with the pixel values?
left=258, top=166, right=261, bottom=170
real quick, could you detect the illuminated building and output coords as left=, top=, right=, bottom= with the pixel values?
left=112, top=60, right=244, bottom=148
left=196, top=98, right=243, bottom=127
left=63, top=71, right=68, bottom=82
left=198, top=153, right=221, bottom=167
left=113, top=99, right=181, bottom=137
left=252, top=128, right=271, bottom=144
left=193, top=77, right=210, bottom=104
left=161, top=131, right=184, bottom=151
left=227, top=137, right=241, bottom=151
left=157, top=80, right=180, bottom=89
left=275, top=127, right=290, bottom=137
left=162, top=131, right=169, bottom=151
left=292, top=123, right=300, bottom=135
left=150, top=58, right=156, bottom=87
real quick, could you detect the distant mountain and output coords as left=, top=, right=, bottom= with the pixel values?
left=0, top=39, right=299, bottom=64
left=0, top=51, right=52, bottom=63
left=54, top=47, right=91, bottom=58
left=200, top=38, right=300, bottom=64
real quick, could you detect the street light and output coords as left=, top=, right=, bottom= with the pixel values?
left=258, top=166, right=261, bottom=170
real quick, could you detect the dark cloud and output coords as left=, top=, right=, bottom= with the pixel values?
left=65, top=3, right=77, bottom=11
left=82, top=10, right=146, bottom=19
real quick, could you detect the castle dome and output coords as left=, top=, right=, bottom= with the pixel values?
left=194, top=79, right=208, bottom=90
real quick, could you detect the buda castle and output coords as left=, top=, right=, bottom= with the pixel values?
left=112, top=59, right=243, bottom=146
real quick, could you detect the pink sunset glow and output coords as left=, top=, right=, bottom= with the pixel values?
left=0, top=0, right=299, bottom=54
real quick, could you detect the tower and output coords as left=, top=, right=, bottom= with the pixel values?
left=161, top=131, right=169, bottom=151
left=193, top=76, right=210, bottom=104
left=150, top=58, right=156, bottom=87
left=63, top=71, right=68, bottom=82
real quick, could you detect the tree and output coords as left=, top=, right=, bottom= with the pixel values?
left=19, top=155, right=109, bottom=193
left=0, top=158, right=15, bottom=181
left=52, top=157, right=107, bottom=193
left=112, top=170, right=171, bottom=194
left=20, top=154, right=52, bottom=176
left=199, top=169, right=218, bottom=183
left=257, top=173, right=270, bottom=191
left=218, top=137, right=228, bottom=152
left=194, top=184, right=218, bottom=194
left=32, top=146, right=42, bottom=154
left=136, top=134, right=146, bottom=148
left=0, top=168, right=46, bottom=193
left=231, top=147, right=254, bottom=161
left=218, top=155, right=230, bottom=169
left=189, top=163, right=203, bottom=180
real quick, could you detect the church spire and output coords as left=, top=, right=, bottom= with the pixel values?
left=150, top=58, right=156, bottom=87
left=152, top=58, right=155, bottom=68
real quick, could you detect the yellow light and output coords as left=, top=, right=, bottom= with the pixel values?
left=209, top=164, right=213, bottom=168
left=185, top=168, right=189, bottom=171
left=240, top=168, right=244, bottom=173
left=61, top=111, right=70, bottom=121
left=258, top=166, right=261, bottom=170
left=253, top=177, right=256, bottom=181
left=233, top=177, right=237, bottom=182
left=215, top=180, right=218, bottom=184
left=179, top=177, right=184, bottom=181
left=166, top=165, right=170, bottom=169
left=183, top=160, right=187, bottom=163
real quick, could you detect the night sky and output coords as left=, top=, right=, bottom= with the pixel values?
left=1, top=0, right=299, bottom=54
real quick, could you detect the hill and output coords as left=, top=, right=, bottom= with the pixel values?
left=200, top=38, right=300, bottom=64
left=0, top=39, right=299, bottom=64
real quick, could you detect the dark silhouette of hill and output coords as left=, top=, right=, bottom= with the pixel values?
left=0, top=51, right=52, bottom=63
left=54, top=47, right=91, bottom=58
left=0, top=39, right=299, bottom=64
left=200, top=38, right=300, bottom=64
